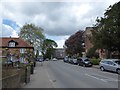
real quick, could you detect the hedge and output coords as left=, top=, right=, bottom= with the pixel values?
left=90, top=58, right=101, bottom=65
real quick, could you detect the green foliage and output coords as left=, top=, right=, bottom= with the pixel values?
left=65, top=30, right=84, bottom=56
left=90, top=58, right=101, bottom=65
left=41, top=39, right=58, bottom=59
left=86, top=47, right=99, bottom=58
left=44, top=48, right=55, bottom=59
left=92, top=1, right=120, bottom=58
left=19, top=23, right=45, bottom=51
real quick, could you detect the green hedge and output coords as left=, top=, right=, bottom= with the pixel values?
left=90, top=58, right=101, bottom=65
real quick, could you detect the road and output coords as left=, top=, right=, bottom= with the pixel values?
left=45, top=60, right=119, bottom=88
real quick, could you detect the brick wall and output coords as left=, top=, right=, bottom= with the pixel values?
left=2, top=67, right=31, bottom=89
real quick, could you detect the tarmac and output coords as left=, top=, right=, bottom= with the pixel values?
left=22, top=61, right=54, bottom=88
left=92, top=65, right=100, bottom=69
left=21, top=61, right=100, bottom=88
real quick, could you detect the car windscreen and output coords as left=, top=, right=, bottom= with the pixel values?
left=84, top=59, right=89, bottom=61
left=115, top=61, right=120, bottom=65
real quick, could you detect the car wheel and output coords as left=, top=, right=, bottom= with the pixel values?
left=83, top=64, right=86, bottom=67
left=116, top=69, right=120, bottom=75
left=100, top=66, right=105, bottom=71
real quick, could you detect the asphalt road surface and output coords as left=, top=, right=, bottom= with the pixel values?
left=45, top=60, right=119, bottom=88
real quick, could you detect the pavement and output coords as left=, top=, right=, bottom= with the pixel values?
left=22, top=61, right=53, bottom=88
left=92, top=65, right=100, bottom=69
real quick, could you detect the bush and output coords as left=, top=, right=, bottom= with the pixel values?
left=90, top=58, right=101, bottom=65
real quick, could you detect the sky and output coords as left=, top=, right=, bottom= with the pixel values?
left=1, top=0, right=120, bottom=48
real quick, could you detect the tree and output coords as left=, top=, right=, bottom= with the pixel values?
left=35, top=50, right=39, bottom=58
left=41, top=39, right=58, bottom=59
left=44, top=48, right=55, bottom=59
left=86, top=47, right=99, bottom=58
left=92, top=1, right=120, bottom=58
left=64, top=30, right=84, bottom=57
left=19, top=23, right=45, bottom=51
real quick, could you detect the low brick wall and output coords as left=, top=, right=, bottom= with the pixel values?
left=2, top=72, right=21, bottom=88
left=2, top=66, right=31, bottom=89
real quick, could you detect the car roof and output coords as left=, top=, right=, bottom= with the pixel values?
left=81, top=57, right=88, bottom=59
left=101, top=59, right=119, bottom=61
left=80, top=57, right=89, bottom=60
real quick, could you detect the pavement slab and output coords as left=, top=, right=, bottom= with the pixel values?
left=22, top=62, right=53, bottom=88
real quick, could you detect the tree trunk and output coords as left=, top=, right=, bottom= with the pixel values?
left=106, top=49, right=111, bottom=59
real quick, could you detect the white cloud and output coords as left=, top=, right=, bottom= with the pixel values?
left=1, top=24, right=18, bottom=37
left=11, top=30, right=19, bottom=37
left=1, top=0, right=120, bottom=48
left=55, top=35, right=70, bottom=48
left=45, top=34, right=69, bottom=48
left=56, top=39, right=65, bottom=48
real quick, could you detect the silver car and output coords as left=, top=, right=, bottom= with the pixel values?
left=100, top=59, right=120, bottom=74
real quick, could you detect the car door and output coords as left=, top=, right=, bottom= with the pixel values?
left=101, top=61, right=109, bottom=70
left=107, top=61, right=117, bottom=72
left=105, top=61, right=116, bottom=71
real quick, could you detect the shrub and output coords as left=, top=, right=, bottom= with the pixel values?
left=90, top=58, right=101, bottom=65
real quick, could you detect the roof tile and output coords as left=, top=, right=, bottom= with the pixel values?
left=0, top=37, right=33, bottom=48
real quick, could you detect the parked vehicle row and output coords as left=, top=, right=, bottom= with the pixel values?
left=64, top=57, right=120, bottom=74
left=63, top=57, right=93, bottom=67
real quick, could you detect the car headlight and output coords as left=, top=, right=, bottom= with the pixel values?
left=85, top=62, right=89, bottom=64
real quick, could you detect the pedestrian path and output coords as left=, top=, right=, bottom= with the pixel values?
left=22, top=62, right=53, bottom=88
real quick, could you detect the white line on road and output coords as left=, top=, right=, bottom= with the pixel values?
left=45, top=67, right=55, bottom=88
left=92, top=74, right=119, bottom=82
left=104, top=79, right=119, bottom=82
left=85, top=74, right=107, bottom=82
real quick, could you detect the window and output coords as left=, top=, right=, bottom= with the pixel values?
left=8, top=40, right=18, bottom=47
left=20, top=48, right=25, bottom=53
left=9, top=42, right=15, bottom=47
left=101, top=61, right=108, bottom=64
left=115, top=61, right=120, bottom=65
left=84, top=59, right=89, bottom=61
left=20, top=57, right=24, bottom=63
left=106, top=61, right=114, bottom=65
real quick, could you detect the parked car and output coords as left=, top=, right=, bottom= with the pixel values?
left=45, top=58, right=49, bottom=61
left=72, top=58, right=78, bottom=65
left=99, top=59, right=120, bottom=74
left=77, top=57, right=92, bottom=67
left=69, top=58, right=78, bottom=65
left=53, top=58, right=57, bottom=61
left=68, top=58, right=73, bottom=63
left=64, top=56, right=69, bottom=62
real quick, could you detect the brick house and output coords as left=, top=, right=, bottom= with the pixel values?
left=83, top=27, right=93, bottom=53
left=83, top=27, right=107, bottom=59
left=0, top=37, right=34, bottom=66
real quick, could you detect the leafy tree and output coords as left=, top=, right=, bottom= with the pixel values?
left=19, top=23, right=45, bottom=51
left=92, top=1, right=120, bottom=58
left=41, top=39, right=58, bottom=59
left=44, top=48, right=55, bottom=59
left=86, top=47, right=99, bottom=58
left=64, top=30, right=84, bottom=57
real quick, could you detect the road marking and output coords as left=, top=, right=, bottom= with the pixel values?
left=104, top=78, right=120, bottom=82
left=45, top=68, right=55, bottom=88
left=92, top=74, right=119, bottom=82
left=85, top=74, right=107, bottom=82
